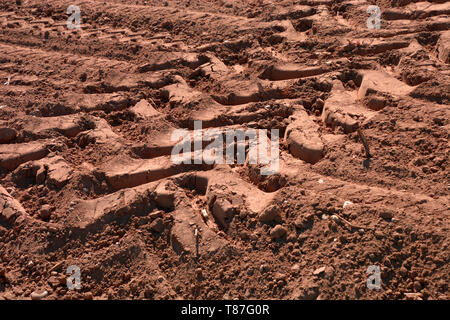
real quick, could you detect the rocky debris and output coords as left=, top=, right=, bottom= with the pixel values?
left=12, top=155, right=73, bottom=188
left=365, top=95, right=387, bottom=111
left=149, top=218, right=164, bottom=233
left=378, top=208, right=394, bottom=220
left=258, top=204, right=282, bottom=223
left=44, top=157, right=73, bottom=188
left=36, top=166, right=46, bottom=184
left=12, top=162, right=44, bottom=185
left=294, top=213, right=314, bottom=229
left=75, top=117, right=124, bottom=152
left=130, top=99, right=162, bottom=120
left=0, top=185, right=28, bottom=225
left=28, top=155, right=72, bottom=188
left=0, top=0, right=448, bottom=301
left=0, top=127, right=16, bottom=143
left=269, top=225, right=287, bottom=240
left=39, top=204, right=52, bottom=220
left=292, top=280, right=320, bottom=300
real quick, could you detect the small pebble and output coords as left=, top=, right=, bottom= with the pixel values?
left=31, top=290, right=48, bottom=300
left=313, top=266, right=326, bottom=275
left=269, top=225, right=287, bottom=240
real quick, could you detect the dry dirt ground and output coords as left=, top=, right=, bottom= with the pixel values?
left=0, top=0, right=449, bottom=300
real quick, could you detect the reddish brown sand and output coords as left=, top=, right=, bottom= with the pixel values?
left=0, top=0, right=449, bottom=300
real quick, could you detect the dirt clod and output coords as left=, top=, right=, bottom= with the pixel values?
left=0, top=0, right=447, bottom=301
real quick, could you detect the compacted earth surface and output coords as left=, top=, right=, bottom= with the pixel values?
left=0, top=0, right=449, bottom=300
